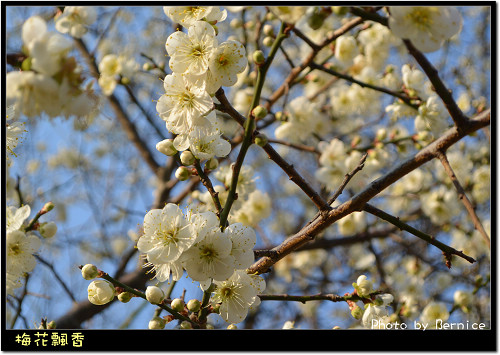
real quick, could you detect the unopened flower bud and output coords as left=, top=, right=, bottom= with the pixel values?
left=355, top=275, right=373, bottom=297
left=120, top=76, right=131, bottom=85
left=149, top=316, right=166, bottom=329
left=351, top=305, right=364, bottom=319
left=156, top=139, right=177, bottom=156
left=81, top=264, right=99, bottom=280
left=254, top=133, right=268, bottom=147
left=263, top=36, right=274, bottom=47
left=180, top=151, right=195, bottom=166
left=205, top=157, right=219, bottom=171
left=186, top=299, right=201, bottom=312
left=142, top=62, right=154, bottom=71
left=145, top=286, right=165, bottom=304
left=171, top=298, right=185, bottom=312
left=175, top=166, right=192, bottom=181
left=118, top=291, right=133, bottom=303
left=376, top=128, right=387, bottom=142
left=47, top=321, right=56, bottom=329
left=453, top=290, right=473, bottom=310
left=263, top=24, right=274, bottom=36
left=253, top=50, right=266, bottom=65
left=206, top=323, right=215, bottom=329
left=351, top=135, right=362, bottom=148
left=332, top=325, right=341, bottom=329
left=227, top=324, right=237, bottom=329
left=212, top=303, right=220, bottom=314
left=180, top=320, right=193, bottom=329
left=252, top=105, right=268, bottom=119
left=40, top=221, right=57, bottom=238
left=230, top=18, right=242, bottom=29
left=88, top=280, right=116, bottom=305
left=41, top=201, right=55, bottom=214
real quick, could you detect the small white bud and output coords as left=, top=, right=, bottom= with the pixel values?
left=175, top=166, right=192, bottom=181
left=253, top=50, right=265, bottom=65
left=180, top=151, right=195, bottom=166
left=263, top=24, right=274, bottom=36
left=186, top=299, right=201, bottom=312
left=263, top=36, right=274, bottom=47
left=118, top=291, right=133, bottom=303
left=145, top=286, right=165, bottom=304
left=252, top=105, right=268, bottom=119
left=149, top=316, right=166, bottom=329
left=180, top=320, right=193, bottom=329
left=87, top=280, right=116, bottom=305
left=205, top=158, right=219, bottom=171
left=156, top=139, right=177, bottom=156
left=81, top=264, right=99, bottom=280
left=227, top=324, right=238, bottom=329
left=171, top=298, right=185, bottom=312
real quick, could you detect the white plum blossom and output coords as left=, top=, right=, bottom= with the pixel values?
left=163, top=7, right=225, bottom=27
left=362, top=293, right=394, bottom=328
left=208, top=40, right=247, bottom=91
left=212, top=270, right=264, bottom=324
left=225, top=223, right=257, bottom=270
left=6, top=205, right=31, bottom=234
left=415, top=95, right=449, bottom=137
left=181, top=224, right=235, bottom=282
left=269, top=6, right=307, bottom=24
left=388, top=6, right=463, bottom=53
left=419, top=301, right=450, bottom=327
left=138, top=204, right=195, bottom=265
left=173, top=120, right=231, bottom=161
left=166, top=21, right=217, bottom=75
left=275, top=96, right=328, bottom=144
left=156, top=73, right=213, bottom=134
left=335, top=35, right=359, bottom=68
left=7, top=230, right=41, bottom=275
left=55, top=6, right=97, bottom=38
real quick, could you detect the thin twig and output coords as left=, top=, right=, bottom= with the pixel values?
left=363, top=203, right=476, bottom=265
left=435, top=150, right=490, bottom=248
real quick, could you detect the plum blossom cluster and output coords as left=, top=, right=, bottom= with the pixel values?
left=156, top=6, right=247, bottom=163
left=98, top=54, right=139, bottom=96
left=7, top=16, right=98, bottom=120
left=351, top=275, right=394, bottom=329
left=6, top=203, right=57, bottom=296
left=136, top=203, right=265, bottom=324
left=55, top=6, right=97, bottom=38
left=315, top=138, right=390, bottom=193
left=191, top=163, right=271, bottom=227
left=388, top=6, right=463, bottom=53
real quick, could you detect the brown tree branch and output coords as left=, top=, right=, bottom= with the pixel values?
left=247, top=109, right=490, bottom=274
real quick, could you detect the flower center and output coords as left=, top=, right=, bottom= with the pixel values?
left=157, top=229, right=178, bottom=246
left=200, top=245, right=217, bottom=260
left=221, top=286, right=233, bottom=299
left=406, top=7, right=436, bottom=30
left=9, top=243, right=21, bottom=256
left=218, top=54, right=229, bottom=67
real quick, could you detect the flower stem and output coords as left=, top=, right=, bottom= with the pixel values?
left=218, top=22, right=288, bottom=230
